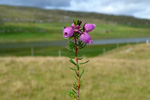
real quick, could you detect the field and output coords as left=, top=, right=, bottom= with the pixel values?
left=1, top=22, right=150, bottom=43
left=0, top=43, right=130, bottom=57
left=0, top=4, right=150, bottom=100
left=0, top=5, right=150, bottom=57
left=0, top=43, right=150, bottom=100
left=0, top=5, right=150, bottom=43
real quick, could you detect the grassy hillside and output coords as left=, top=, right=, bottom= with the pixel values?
left=1, top=22, right=150, bottom=43
left=0, top=5, right=150, bottom=43
left=0, top=5, right=150, bottom=26
left=0, top=43, right=150, bottom=100
left=104, top=43, right=150, bottom=60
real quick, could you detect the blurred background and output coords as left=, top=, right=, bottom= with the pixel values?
left=0, top=0, right=150, bottom=100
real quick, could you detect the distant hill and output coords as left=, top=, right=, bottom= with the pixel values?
left=0, top=5, right=150, bottom=26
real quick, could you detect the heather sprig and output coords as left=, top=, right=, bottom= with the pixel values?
left=63, top=19, right=95, bottom=100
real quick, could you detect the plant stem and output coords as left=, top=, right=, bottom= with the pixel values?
left=74, top=37, right=80, bottom=100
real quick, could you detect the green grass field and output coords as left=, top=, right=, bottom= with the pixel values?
left=0, top=5, right=150, bottom=43
left=0, top=22, right=150, bottom=43
left=0, top=43, right=150, bottom=100
left=0, top=43, right=132, bottom=57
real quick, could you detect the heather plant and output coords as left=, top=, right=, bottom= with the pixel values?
left=63, top=19, right=96, bottom=100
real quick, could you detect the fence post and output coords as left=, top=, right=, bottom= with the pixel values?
left=103, top=48, right=106, bottom=56
left=31, top=47, right=34, bottom=56
left=59, top=50, right=61, bottom=57
left=116, top=43, right=119, bottom=48
left=146, top=40, right=149, bottom=44
left=136, top=40, right=139, bottom=44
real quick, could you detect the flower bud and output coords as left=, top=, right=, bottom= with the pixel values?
left=80, top=32, right=93, bottom=44
left=84, top=23, right=96, bottom=32
left=63, top=27, right=74, bottom=38
left=71, top=23, right=80, bottom=29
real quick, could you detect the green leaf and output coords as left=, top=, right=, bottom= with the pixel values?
left=70, top=59, right=77, bottom=66
left=72, top=89, right=77, bottom=94
left=74, top=76, right=78, bottom=80
left=80, top=69, right=84, bottom=78
left=68, top=36, right=73, bottom=39
left=65, top=46, right=74, bottom=52
left=76, top=71, right=79, bottom=77
left=78, top=40, right=82, bottom=46
left=68, top=90, right=77, bottom=99
left=73, top=82, right=78, bottom=90
left=78, top=56, right=84, bottom=60
left=77, top=64, right=79, bottom=71
left=69, top=67, right=76, bottom=71
left=78, top=40, right=86, bottom=49
left=80, top=60, right=89, bottom=65
left=68, top=41, right=75, bottom=50
left=69, top=67, right=79, bottom=77
left=73, top=19, right=77, bottom=26
left=79, top=42, right=86, bottom=49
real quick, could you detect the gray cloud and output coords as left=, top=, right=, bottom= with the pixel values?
left=0, top=0, right=150, bottom=19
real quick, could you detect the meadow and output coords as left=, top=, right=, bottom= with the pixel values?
left=0, top=43, right=150, bottom=100
left=0, top=43, right=130, bottom=57
left=0, top=5, right=150, bottom=100
left=1, top=22, right=150, bottom=43
left=0, top=5, right=150, bottom=43
left=1, top=5, right=150, bottom=57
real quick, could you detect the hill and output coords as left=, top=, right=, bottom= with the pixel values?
left=0, top=43, right=150, bottom=100
left=0, top=5, right=150, bottom=26
left=0, top=5, right=150, bottom=43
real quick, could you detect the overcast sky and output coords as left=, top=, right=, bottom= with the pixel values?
left=0, top=0, right=150, bottom=19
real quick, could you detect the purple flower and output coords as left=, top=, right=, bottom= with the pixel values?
left=84, top=23, right=96, bottom=32
left=63, top=27, right=74, bottom=38
left=80, top=32, right=93, bottom=44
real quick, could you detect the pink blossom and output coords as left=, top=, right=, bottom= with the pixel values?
left=84, top=23, right=96, bottom=32
left=63, top=27, right=74, bottom=38
left=80, top=32, right=93, bottom=44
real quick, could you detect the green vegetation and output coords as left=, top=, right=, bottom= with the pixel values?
left=0, top=5, right=150, bottom=26
left=0, top=43, right=132, bottom=57
left=0, top=5, right=150, bottom=43
left=0, top=5, right=149, bottom=100
left=0, top=43, right=150, bottom=100
left=1, top=22, right=150, bottom=43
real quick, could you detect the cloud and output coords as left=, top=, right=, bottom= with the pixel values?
left=66, top=0, right=150, bottom=19
left=0, top=0, right=150, bottom=19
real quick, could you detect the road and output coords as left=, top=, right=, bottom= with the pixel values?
left=0, top=37, right=150, bottom=49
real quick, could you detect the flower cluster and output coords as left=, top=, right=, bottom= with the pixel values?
left=63, top=19, right=95, bottom=100
left=63, top=20, right=96, bottom=44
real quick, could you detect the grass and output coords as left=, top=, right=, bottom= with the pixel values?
left=0, top=5, right=150, bottom=43
left=0, top=43, right=150, bottom=100
left=0, top=43, right=130, bottom=57
left=1, top=5, right=150, bottom=26
left=0, top=22, right=150, bottom=43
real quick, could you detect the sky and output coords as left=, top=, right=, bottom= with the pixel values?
left=0, top=0, right=150, bottom=19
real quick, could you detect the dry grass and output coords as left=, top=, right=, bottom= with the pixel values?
left=0, top=44, right=150, bottom=100
left=104, top=43, right=150, bottom=60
